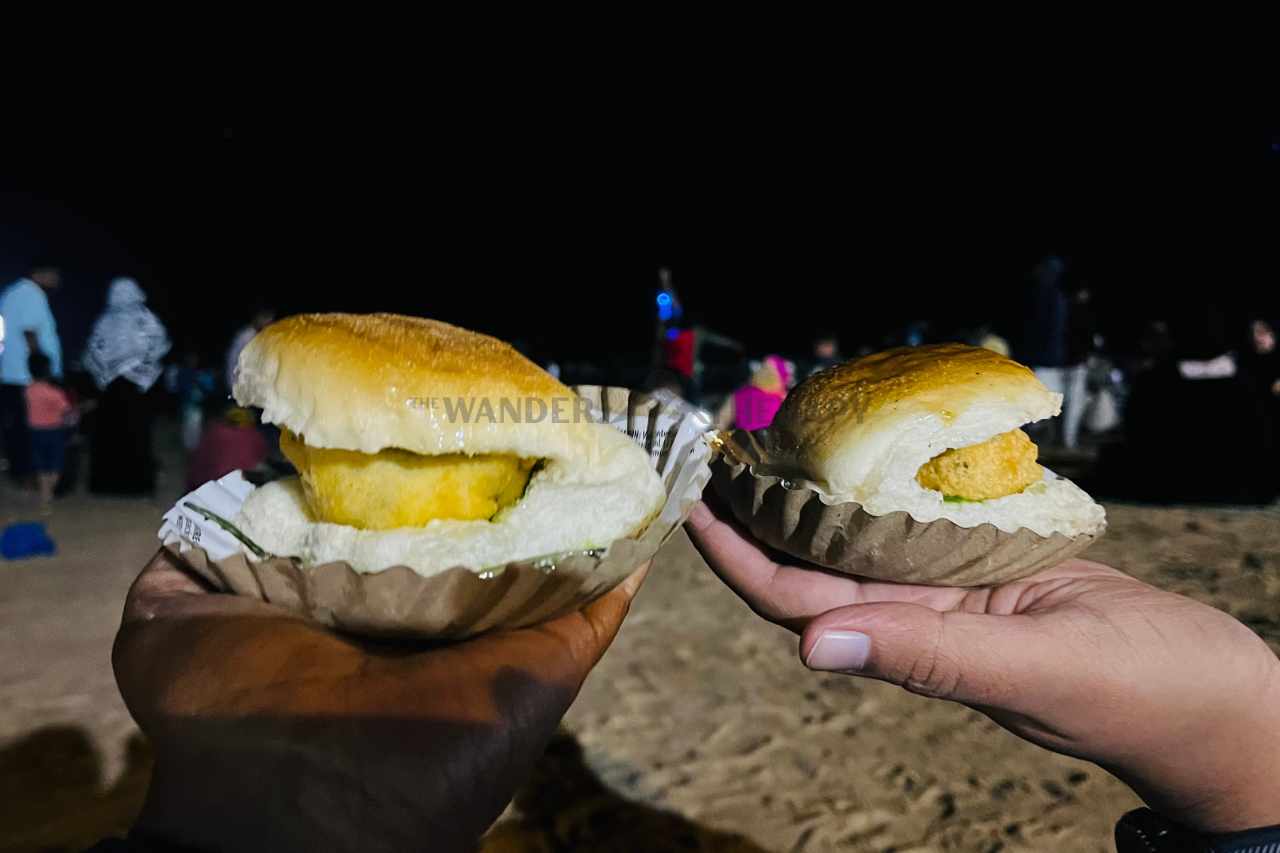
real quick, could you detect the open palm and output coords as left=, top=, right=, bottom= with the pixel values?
left=685, top=499, right=1280, bottom=833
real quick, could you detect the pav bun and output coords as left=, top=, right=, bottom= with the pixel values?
left=230, top=313, right=667, bottom=575
left=764, top=344, right=1104, bottom=539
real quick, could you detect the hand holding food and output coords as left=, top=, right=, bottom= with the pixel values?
left=112, top=547, right=650, bottom=853
left=686, top=499, right=1280, bottom=833
left=158, top=313, right=710, bottom=639
left=713, top=344, right=1106, bottom=585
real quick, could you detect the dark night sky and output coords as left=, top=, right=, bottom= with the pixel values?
left=3, top=119, right=1277, bottom=377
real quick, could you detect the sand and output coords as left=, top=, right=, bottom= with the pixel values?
left=2, top=448, right=1277, bottom=852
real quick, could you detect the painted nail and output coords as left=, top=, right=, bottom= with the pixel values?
left=804, top=630, right=871, bottom=672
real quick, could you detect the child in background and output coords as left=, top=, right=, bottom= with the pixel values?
left=25, top=352, right=74, bottom=514
left=185, top=404, right=268, bottom=490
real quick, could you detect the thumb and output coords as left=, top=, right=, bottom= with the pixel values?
left=563, top=560, right=653, bottom=671
left=799, top=602, right=1054, bottom=708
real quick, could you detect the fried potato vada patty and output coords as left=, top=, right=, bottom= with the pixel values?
left=280, top=429, right=535, bottom=530
left=915, top=428, right=1041, bottom=501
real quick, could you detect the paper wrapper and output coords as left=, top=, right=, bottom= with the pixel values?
left=710, top=428, right=1099, bottom=587
left=159, top=387, right=714, bottom=639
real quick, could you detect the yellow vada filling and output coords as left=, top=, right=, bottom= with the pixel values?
left=915, top=429, right=1042, bottom=501
left=280, top=429, right=536, bottom=530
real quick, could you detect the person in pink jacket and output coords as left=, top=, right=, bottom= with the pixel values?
left=717, top=354, right=792, bottom=431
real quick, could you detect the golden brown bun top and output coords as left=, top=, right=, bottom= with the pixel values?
left=233, top=313, right=602, bottom=459
left=259, top=313, right=568, bottom=399
left=766, top=344, right=1060, bottom=495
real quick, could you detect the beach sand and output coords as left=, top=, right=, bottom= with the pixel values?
left=2, top=450, right=1276, bottom=852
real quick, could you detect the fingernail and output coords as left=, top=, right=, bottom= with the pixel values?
left=687, top=501, right=713, bottom=529
left=619, top=561, right=651, bottom=596
left=805, top=631, right=871, bottom=672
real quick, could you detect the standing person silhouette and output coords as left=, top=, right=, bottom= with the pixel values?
left=83, top=278, right=171, bottom=496
left=0, top=262, right=62, bottom=484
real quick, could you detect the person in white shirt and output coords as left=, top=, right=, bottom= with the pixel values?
left=0, top=264, right=62, bottom=483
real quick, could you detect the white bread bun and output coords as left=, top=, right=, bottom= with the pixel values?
left=231, top=313, right=666, bottom=574
left=766, top=344, right=1104, bottom=538
left=235, top=313, right=602, bottom=463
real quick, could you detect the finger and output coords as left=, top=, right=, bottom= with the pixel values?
left=685, top=500, right=858, bottom=622
left=798, top=602, right=1060, bottom=709
left=123, top=547, right=300, bottom=624
left=569, top=560, right=653, bottom=667
left=615, top=559, right=652, bottom=601
left=130, top=547, right=211, bottom=596
left=450, top=559, right=655, bottom=700
left=685, top=501, right=971, bottom=624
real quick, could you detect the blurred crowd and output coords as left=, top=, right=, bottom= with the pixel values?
left=643, top=259, right=1279, bottom=506
left=0, top=263, right=279, bottom=520
left=2, top=258, right=1277, bottom=519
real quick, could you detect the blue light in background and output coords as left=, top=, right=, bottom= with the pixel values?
left=666, top=327, right=680, bottom=340
left=657, top=292, right=672, bottom=307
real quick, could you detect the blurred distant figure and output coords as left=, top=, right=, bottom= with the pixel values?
left=807, top=330, right=841, bottom=376
left=977, top=324, right=1008, bottom=353
left=1241, top=317, right=1279, bottom=398
left=967, top=323, right=1011, bottom=357
left=1099, top=305, right=1274, bottom=503
left=24, top=352, right=73, bottom=514
left=1021, top=255, right=1068, bottom=362
left=1135, top=318, right=1175, bottom=374
left=903, top=320, right=930, bottom=347
left=226, top=306, right=275, bottom=390
left=0, top=263, right=62, bottom=483
left=1019, top=255, right=1081, bottom=447
left=1083, top=354, right=1123, bottom=435
left=1060, top=285, right=1098, bottom=449
left=660, top=324, right=743, bottom=406
left=186, top=405, right=269, bottom=490
left=1240, top=316, right=1279, bottom=483
left=717, top=355, right=791, bottom=431
left=646, top=367, right=690, bottom=399
left=662, top=327, right=696, bottom=382
left=83, top=278, right=171, bottom=496
left=166, top=351, right=219, bottom=450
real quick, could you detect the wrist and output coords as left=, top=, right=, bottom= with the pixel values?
left=1131, top=659, right=1280, bottom=833
left=1187, top=664, right=1280, bottom=833
left=1171, top=755, right=1280, bottom=834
